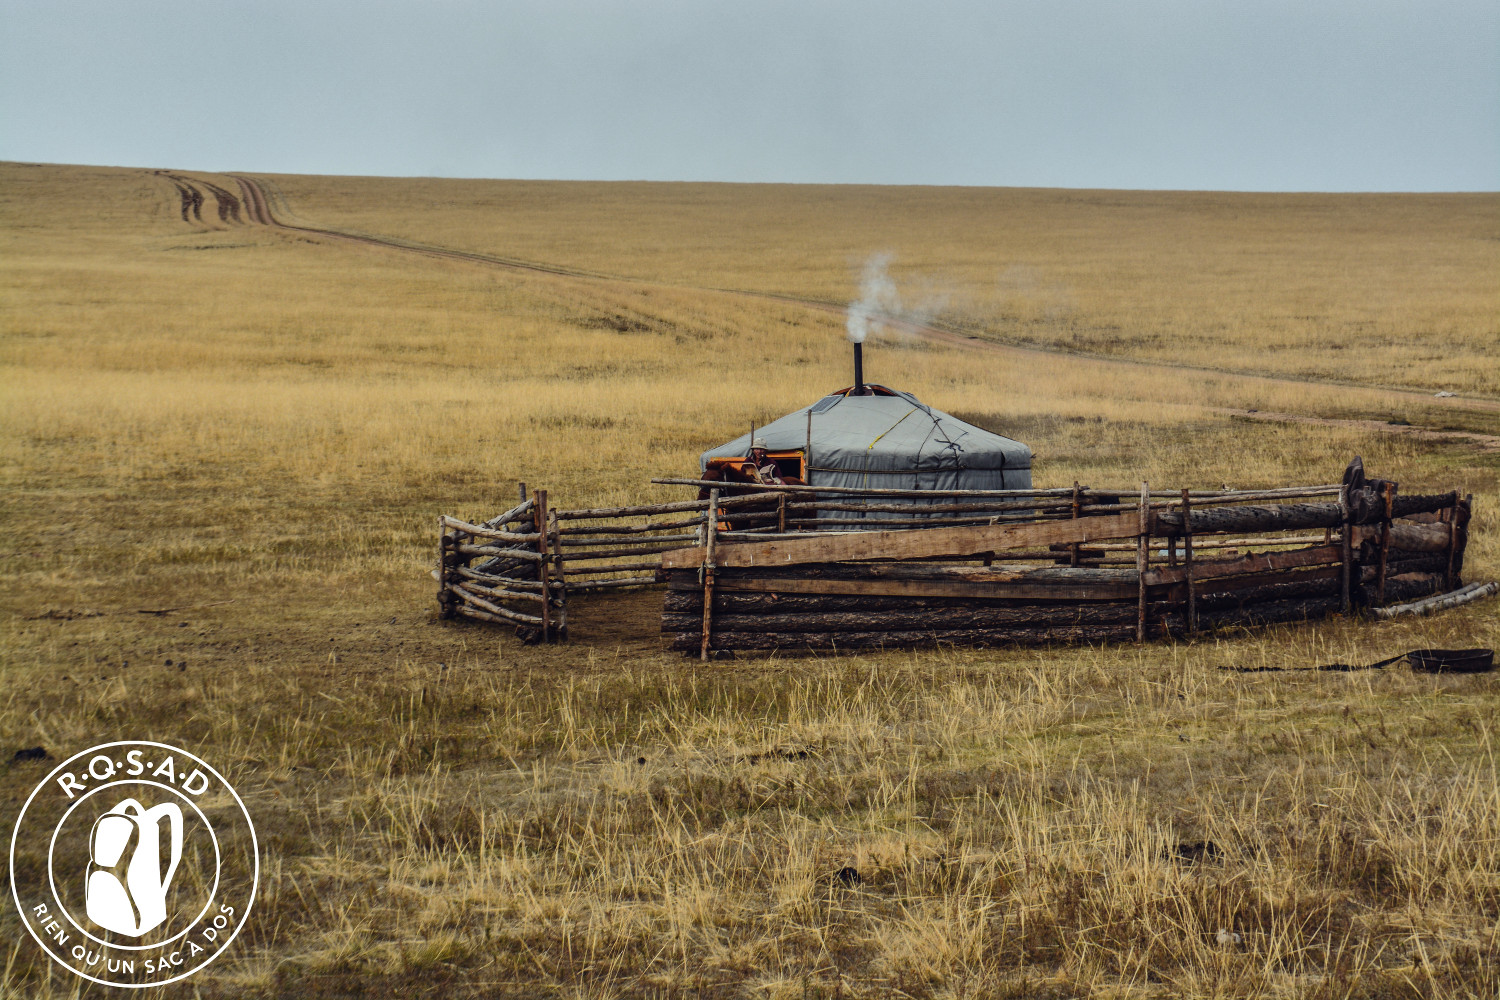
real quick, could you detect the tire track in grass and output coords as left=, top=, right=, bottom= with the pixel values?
left=216, top=172, right=1500, bottom=440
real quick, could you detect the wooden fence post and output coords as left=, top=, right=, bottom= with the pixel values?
left=436, top=521, right=456, bottom=619
left=1442, top=503, right=1457, bottom=592
left=701, top=488, right=719, bottom=662
left=535, top=489, right=551, bottom=642
left=1377, top=481, right=1395, bottom=605
left=1070, top=481, right=1082, bottom=567
left=549, top=506, right=566, bottom=638
left=1181, top=488, right=1196, bottom=634
left=1136, top=482, right=1149, bottom=642
left=1338, top=483, right=1352, bottom=613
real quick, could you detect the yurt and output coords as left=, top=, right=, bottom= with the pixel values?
left=700, top=383, right=1032, bottom=498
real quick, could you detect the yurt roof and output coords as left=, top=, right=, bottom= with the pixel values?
left=700, top=386, right=1031, bottom=473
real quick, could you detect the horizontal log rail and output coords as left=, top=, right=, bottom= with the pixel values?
left=564, top=560, right=665, bottom=576
left=454, top=579, right=548, bottom=607
left=439, top=516, right=541, bottom=543
left=566, top=576, right=661, bottom=592
left=554, top=493, right=770, bottom=521
left=458, top=604, right=542, bottom=627
left=661, top=510, right=1145, bottom=570
left=452, top=565, right=545, bottom=591
left=454, top=543, right=545, bottom=561
left=1143, top=544, right=1341, bottom=587
left=452, top=585, right=545, bottom=626
left=562, top=532, right=700, bottom=546
left=557, top=517, right=705, bottom=535
left=652, top=477, right=1341, bottom=503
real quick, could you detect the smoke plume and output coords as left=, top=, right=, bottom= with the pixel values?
left=845, top=253, right=947, bottom=343
left=845, top=253, right=898, bottom=344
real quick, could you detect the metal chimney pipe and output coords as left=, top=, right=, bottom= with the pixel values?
left=853, top=342, right=864, bottom=395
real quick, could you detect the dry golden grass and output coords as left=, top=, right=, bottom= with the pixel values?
left=263, top=173, right=1500, bottom=395
left=1, top=161, right=1498, bottom=998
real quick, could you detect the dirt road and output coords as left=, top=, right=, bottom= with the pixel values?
left=165, top=171, right=1499, bottom=444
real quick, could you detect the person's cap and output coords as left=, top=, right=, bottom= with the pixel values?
left=751, top=437, right=767, bottom=450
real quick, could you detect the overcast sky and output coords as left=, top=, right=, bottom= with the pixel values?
left=1, top=1, right=1495, bottom=191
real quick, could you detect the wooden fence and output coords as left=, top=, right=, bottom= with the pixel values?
left=437, top=465, right=1477, bottom=655
left=435, top=484, right=774, bottom=640
left=657, top=471, right=1474, bottom=658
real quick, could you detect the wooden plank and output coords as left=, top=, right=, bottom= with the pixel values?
left=703, top=576, right=1138, bottom=601
left=786, top=513, right=1065, bottom=529
left=1174, top=564, right=1342, bottom=601
left=1143, top=544, right=1341, bottom=587
left=669, top=562, right=1139, bottom=584
left=565, top=560, right=662, bottom=575
left=671, top=563, right=1140, bottom=586
left=659, top=510, right=1144, bottom=570
left=1164, top=570, right=1341, bottom=609
left=662, top=602, right=1150, bottom=633
left=564, top=576, right=660, bottom=592
left=665, top=591, right=1126, bottom=614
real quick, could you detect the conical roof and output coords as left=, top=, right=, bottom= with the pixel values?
left=701, top=386, right=1031, bottom=491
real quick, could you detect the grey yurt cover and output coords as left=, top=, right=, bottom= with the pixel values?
left=701, top=388, right=1031, bottom=497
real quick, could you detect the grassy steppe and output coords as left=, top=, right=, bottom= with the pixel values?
left=264, top=173, right=1500, bottom=395
left=1, top=162, right=1498, bottom=998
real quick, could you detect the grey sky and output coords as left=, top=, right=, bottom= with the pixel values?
left=2, top=1, right=1495, bottom=191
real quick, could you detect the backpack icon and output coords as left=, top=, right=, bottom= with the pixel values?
left=85, top=798, right=183, bottom=937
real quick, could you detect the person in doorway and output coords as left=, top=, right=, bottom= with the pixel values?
left=748, top=437, right=784, bottom=485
